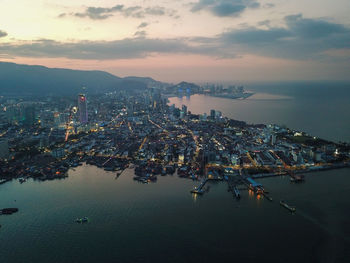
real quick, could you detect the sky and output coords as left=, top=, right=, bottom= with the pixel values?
left=0, top=0, right=349, bottom=83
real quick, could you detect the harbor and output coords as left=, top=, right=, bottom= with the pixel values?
left=190, top=169, right=301, bottom=212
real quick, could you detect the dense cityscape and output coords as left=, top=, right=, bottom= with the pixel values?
left=1, top=87, right=349, bottom=192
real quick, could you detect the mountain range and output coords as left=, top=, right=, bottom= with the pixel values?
left=0, top=61, right=168, bottom=95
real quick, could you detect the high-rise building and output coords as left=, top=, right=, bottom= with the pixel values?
left=180, top=111, right=185, bottom=119
left=215, top=111, right=222, bottom=119
left=210, top=109, right=216, bottom=119
left=78, top=94, right=88, bottom=124
left=54, top=112, right=61, bottom=127
left=182, top=105, right=187, bottom=116
left=21, top=103, right=36, bottom=126
left=270, top=134, right=276, bottom=145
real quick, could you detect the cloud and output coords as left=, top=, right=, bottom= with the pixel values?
left=122, top=6, right=143, bottom=18
left=58, top=13, right=66, bottom=18
left=1, top=14, right=349, bottom=62
left=73, top=5, right=124, bottom=20
left=191, top=0, right=260, bottom=17
left=0, top=37, right=228, bottom=60
left=0, top=30, right=8, bottom=38
left=257, top=20, right=270, bottom=27
left=134, top=31, right=147, bottom=38
left=218, top=14, right=350, bottom=59
left=263, top=3, right=275, bottom=8
left=285, top=14, right=348, bottom=38
left=60, top=5, right=177, bottom=20
left=144, top=7, right=165, bottom=16
left=220, top=27, right=290, bottom=44
left=138, top=22, right=149, bottom=29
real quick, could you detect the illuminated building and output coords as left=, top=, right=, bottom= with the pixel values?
left=19, top=103, right=37, bottom=126
left=181, top=105, right=187, bottom=116
left=78, top=94, right=88, bottom=124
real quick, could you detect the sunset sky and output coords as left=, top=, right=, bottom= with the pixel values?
left=0, top=0, right=349, bottom=83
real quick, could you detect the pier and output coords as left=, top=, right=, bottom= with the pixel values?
left=190, top=178, right=209, bottom=194
left=226, top=176, right=242, bottom=199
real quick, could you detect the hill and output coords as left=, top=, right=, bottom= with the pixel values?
left=0, top=62, right=150, bottom=95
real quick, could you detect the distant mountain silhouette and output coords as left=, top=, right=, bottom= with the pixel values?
left=0, top=62, right=157, bottom=95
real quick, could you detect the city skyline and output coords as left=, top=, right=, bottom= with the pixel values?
left=0, top=0, right=349, bottom=82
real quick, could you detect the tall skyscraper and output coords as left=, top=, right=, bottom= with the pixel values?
left=78, top=94, right=88, bottom=124
left=20, top=103, right=36, bottom=126
left=210, top=109, right=216, bottom=119
left=182, top=105, right=187, bottom=116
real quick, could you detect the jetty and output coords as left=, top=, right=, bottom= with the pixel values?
left=226, top=176, right=241, bottom=199
left=190, top=178, right=209, bottom=194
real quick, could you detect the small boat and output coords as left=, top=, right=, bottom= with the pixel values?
left=140, top=178, right=149, bottom=184
left=76, top=217, right=89, bottom=223
left=0, top=208, right=19, bottom=215
left=290, top=175, right=305, bottom=183
left=19, top=178, right=26, bottom=183
left=280, top=200, right=296, bottom=212
left=233, top=187, right=241, bottom=199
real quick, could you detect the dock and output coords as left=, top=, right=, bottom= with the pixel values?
left=190, top=178, right=209, bottom=194
left=226, top=176, right=241, bottom=199
left=262, top=191, right=273, bottom=201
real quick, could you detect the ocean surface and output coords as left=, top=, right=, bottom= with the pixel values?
left=1, top=83, right=350, bottom=263
left=168, top=83, right=350, bottom=143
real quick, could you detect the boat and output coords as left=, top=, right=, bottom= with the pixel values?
left=290, top=175, right=305, bottom=183
left=104, top=167, right=115, bottom=171
left=76, top=217, right=89, bottom=223
left=0, top=208, right=19, bottom=215
left=140, top=178, right=149, bottom=184
left=19, top=178, right=26, bottom=183
left=233, top=187, right=241, bottom=199
left=280, top=200, right=296, bottom=212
